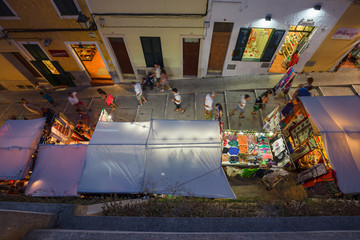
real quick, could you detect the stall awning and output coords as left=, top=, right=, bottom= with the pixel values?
left=300, top=96, right=360, bottom=194
left=78, top=119, right=235, bottom=199
left=0, top=118, right=45, bottom=180
left=25, top=145, right=87, bottom=197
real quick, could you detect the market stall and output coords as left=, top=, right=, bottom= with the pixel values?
left=0, top=118, right=45, bottom=180
left=25, top=144, right=87, bottom=197
left=281, top=96, right=360, bottom=195
left=78, top=119, right=235, bottom=199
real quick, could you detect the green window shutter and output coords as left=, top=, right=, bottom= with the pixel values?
left=23, top=44, right=49, bottom=61
left=261, top=29, right=285, bottom=62
left=232, top=28, right=251, bottom=61
left=53, top=0, right=79, bottom=16
left=140, top=37, right=164, bottom=68
left=0, top=0, right=15, bottom=16
left=30, top=60, right=60, bottom=86
left=52, top=61, right=75, bottom=87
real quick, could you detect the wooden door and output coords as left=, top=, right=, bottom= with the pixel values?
left=183, top=38, right=200, bottom=76
left=208, top=22, right=233, bottom=73
left=109, top=38, right=134, bottom=75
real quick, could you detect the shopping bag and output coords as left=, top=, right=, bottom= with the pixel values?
left=106, top=94, right=114, bottom=106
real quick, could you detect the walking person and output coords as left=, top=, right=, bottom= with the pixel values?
left=252, top=90, right=272, bottom=114
left=131, top=82, right=147, bottom=105
left=40, top=91, right=57, bottom=107
left=21, top=98, right=42, bottom=116
left=171, top=88, right=185, bottom=114
left=68, top=92, right=89, bottom=111
left=203, top=91, right=216, bottom=118
left=97, top=88, right=118, bottom=109
left=150, top=64, right=161, bottom=88
left=160, top=69, right=172, bottom=92
left=229, top=94, right=250, bottom=118
left=34, top=82, right=48, bottom=93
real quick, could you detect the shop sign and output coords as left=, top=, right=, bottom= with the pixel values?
left=331, top=28, right=360, bottom=40
left=48, top=50, right=69, bottom=57
left=298, top=18, right=315, bottom=26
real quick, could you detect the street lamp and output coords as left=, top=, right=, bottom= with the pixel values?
left=77, top=12, right=91, bottom=29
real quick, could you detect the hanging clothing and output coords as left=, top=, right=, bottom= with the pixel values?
left=288, top=53, right=299, bottom=68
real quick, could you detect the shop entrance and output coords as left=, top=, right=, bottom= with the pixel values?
left=183, top=38, right=200, bottom=76
left=70, top=43, right=112, bottom=86
left=268, top=25, right=315, bottom=73
left=334, top=43, right=360, bottom=71
left=207, top=22, right=233, bottom=74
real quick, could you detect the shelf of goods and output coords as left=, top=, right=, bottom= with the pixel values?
left=279, top=32, right=306, bottom=59
left=280, top=100, right=341, bottom=197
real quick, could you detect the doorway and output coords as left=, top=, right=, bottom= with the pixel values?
left=334, top=43, right=360, bottom=71
left=70, top=43, right=112, bottom=86
left=268, top=25, right=316, bottom=73
left=21, top=43, right=75, bottom=86
left=207, top=22, right=233, bottom=74
left=109, top=38, right=135, bottom=78
left=183, top=38, right=200, bottom=77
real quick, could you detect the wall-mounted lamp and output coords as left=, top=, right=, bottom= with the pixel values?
left=77, top=12, right=91, bottom=29
left=313, top=4, right=322, bottom=10
left=265, top=14, right=272, bottom=21
left=44, top=39, right=52, bottom=47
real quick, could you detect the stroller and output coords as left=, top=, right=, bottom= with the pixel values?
left=142, top=71, right=154, bottom=90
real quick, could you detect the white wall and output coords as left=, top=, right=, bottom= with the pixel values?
left=201, top=0, right=350, bottom=77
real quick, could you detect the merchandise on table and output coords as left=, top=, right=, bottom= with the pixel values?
left=221, top=130, right=275, bottom=167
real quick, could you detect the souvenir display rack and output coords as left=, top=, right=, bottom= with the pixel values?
left=280, top=99, right=341, bottom=196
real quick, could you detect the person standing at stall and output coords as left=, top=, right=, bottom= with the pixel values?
left=229, top=94, right=250, bottom=118
left=171, top=88, right=185, bottom=114
left=204, top=91, right=216, bottom=118
left=131, top=82, right=147, bottom=105
left=252, top=90, right=272, bottom=114
left=303, top=77, right=314, bottom=91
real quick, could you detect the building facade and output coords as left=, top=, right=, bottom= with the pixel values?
left=200, top=0, right=351, bottom=77
left=303, top=3, right=360, bottom=72
left=0, top=0, right=115, bottom=91
left=86, top=0, right=207, bottom=81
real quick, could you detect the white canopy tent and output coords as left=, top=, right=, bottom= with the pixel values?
left=78, top=120, right=235, bottom=199
left=300, top=96, right=360, bottom=194
left=0, top=118, right=45, bottom=180
left=25, top=144, right=87, bottom=197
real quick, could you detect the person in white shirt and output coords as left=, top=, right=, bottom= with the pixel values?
left=203, top=91, right=216, bottom=118
left=229, top=94, right=250, bottom=118
left=131, top=81, right=147, bottom=105
left=68, top=92, right=88, bottom=111
left=171, top=88, right=185, bottom=114
left=150, top=64, right=161, bottom=88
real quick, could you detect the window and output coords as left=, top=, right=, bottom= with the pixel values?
left=0, top=0, right=17, bottom=19
left=233, top=28, right=285, bottom=62
left=51, top=0, right=80, bottom=18
left=140, top=37, right=164, bottom=68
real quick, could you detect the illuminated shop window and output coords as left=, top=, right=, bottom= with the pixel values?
left=42, top=60, right=60, bottom=75
left=242, top=28, right=273, bottom=61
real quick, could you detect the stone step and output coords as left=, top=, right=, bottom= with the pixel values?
left=0, top=210, right=56, bottom=240
left=23, top=229, right=360, bottom=240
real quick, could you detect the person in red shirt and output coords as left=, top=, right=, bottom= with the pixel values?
left=288, top=50, right=299, bottom=69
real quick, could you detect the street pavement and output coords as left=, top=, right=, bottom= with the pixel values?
left=0, top=69, right=359, bottom=199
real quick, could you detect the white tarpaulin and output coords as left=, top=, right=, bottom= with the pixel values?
left=25, top=144, right=87, bottom=197
left=300, top=96, right=360, bottom=194
left=78, top=120, right=235, bottom=199
left=0, top=118, right=45, bottom=180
